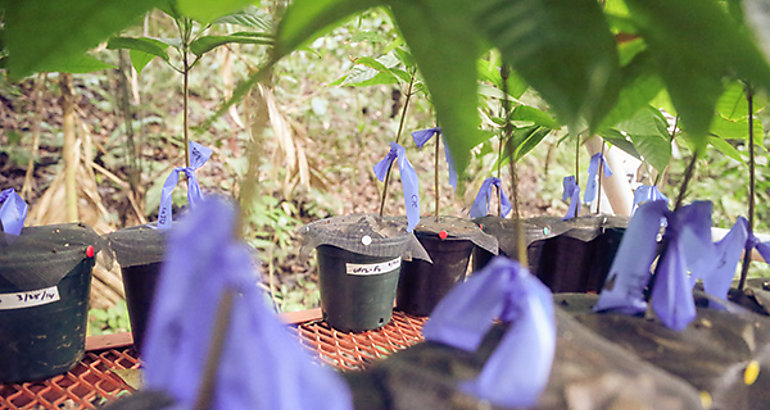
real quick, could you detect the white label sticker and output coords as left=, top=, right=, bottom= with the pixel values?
left=0, top=286, right=60, bottom=310
left=346, top=257, right=401, bottom=276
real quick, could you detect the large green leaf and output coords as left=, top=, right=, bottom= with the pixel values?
left=4, top=0, right=162, bottom=79
left=30, top=53, right=115, bottom=74
left=129, top=50, right=156, bottom=74
left=617, top=106, right=671, bottom=172
left=598, top=51, right=664, bottom=130
left=512, top=105, right=559, bottom=129
left=273, top=0, right=382, bottom=59
left=178, top=0, right=254, bottom=23
left=476, top=0, right=621, bottom=133
left=108, top=37, right=169, bottom=61
left=214, top=7, right=272, bottom=31
left=708, top=136, right=745, bottom=163
left=513, top=126, right=551, bottom=161
left=389, top=0, right=484, bottom=179
left=190, top=32, right=272, bottom=56
left=624, top=0, right=770, bottom=152
left=107, top=36, right=170, bottom=73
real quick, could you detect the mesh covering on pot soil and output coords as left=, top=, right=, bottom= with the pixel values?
left=344, top=307, right=702, bottom=409
left=411, top=216, right=498, bottom=255
left=299, top=214, right=431, bottom=262
left=0, top=223, right=111, bottom=291
left=106, top=224, right=166, bottom=268
left=558, top=292, right=770, bottom=408
left=473, top=215, right=567, bottom=257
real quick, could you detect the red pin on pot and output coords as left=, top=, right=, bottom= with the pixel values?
left=438, top=230, right=448, bottom=240
left=85, top=245, right=94, bottom=258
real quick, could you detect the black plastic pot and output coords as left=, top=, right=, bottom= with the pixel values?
left=529, top=225, right=624, bottom=293
left=470, top=215, right=557, bottom=273
left=121, top=262, right=162, bottom=353
left=397, top=232, right=474, bottom=316
left=0, top=258, right=94, bottom=383
left=107, top=225, right=166, bottom=354
left=317, top=245, right=401, bottom=332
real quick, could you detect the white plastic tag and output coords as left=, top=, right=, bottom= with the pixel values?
left=0, top=286, right=60, bottom=310
left=346, top=257, right=401, bottom=276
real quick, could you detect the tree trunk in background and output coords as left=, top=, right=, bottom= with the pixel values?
left=59, top=73, right=79, bottom=223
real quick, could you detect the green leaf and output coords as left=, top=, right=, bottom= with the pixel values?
left=273, top=0, right=382, bottom=59
left=390, top=0, right=484, bottom=179
left=190, top=33, right=272, bottom=56
left=214, top=7, right=272, bottom=31
left=477, top=0, right=621, bottom=133
left=4, top=0, right=162, bottom=79
left=108, top=36, right=170, bottom=63
left=34, top=53, right=115, bottom=74
left=513, top=126, right=551, bottom=161
left=708, top=136, right=744, bottom=163
left=178, top=0, right=254, bottom=24
left=598, top=51, right=664, bottom=130
left=710, top=115, right=765, bottom=145
left=129, top=50, right=155, bottom=74
left=600, top=129, right=641, bottom=159
left=511, top=105, right=559, bottom=129
left=477, top=56, right=527, bottom=99
left=625, top=0, right=770, bottom=151
left=617, top=106, right=671, bottom=172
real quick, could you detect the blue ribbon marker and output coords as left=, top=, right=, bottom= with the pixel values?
left=373, top=141, right=420, bottom=232
left=143, top=198, right=352, bottom=409
left=0, top=188, right=28, bottom=236
left=632, top=185, right=669, bottom=215
left=411, top=127, right=458, bottom=191
left=470, top=177, right=512, bottom=219
left=422, top=257, right=555, bottom=408
left=594, top=200, right=715, bottom=331
left=561, top=176, right=580, bottom=220
left=584, top=152, right=612, bottom=204
left=158, top=141, right=212, bottom=229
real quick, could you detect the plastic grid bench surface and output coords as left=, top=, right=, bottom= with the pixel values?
left=0, top=310, right=427, bottom=409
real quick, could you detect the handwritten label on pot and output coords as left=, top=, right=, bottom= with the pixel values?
left=346, top=257, right=401, bottom=276
left=0, top=286, right=60, bottom=310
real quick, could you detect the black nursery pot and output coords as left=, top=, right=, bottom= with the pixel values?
left=120, top=262, right=162, bottom=353
left=0, top=259, right=93, bottom=383
left=470, top=215, right=557, bottom=272
left=528, top=218, right=626, bottom=293
left=397, top=232, right=474, bottom=316
left=107, top=225, right=166, bottom=354
left=0, top=223, right=100, bottom=383
left=317, top=245, right=401, bottom=332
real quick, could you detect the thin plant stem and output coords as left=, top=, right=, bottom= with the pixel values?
left=575, top=135, right=580, bottom=187
left=183, top=19, right=191, bottom=168
left=193, top=289, right=235, bottom=410
left=739, top=84, right=755, bottom=291
left=378, top=69, right=416, bottom=217
left=597, top=141, right=605, bottom=214
left=497, top=125, right=503, bottom=217
left=500, top=64, right=518, bottom=219
left=674, top=152, right=698, bottom=212
left=434, top=129, right=440, bottom=222
left=655, top=116, right=679, bottom=187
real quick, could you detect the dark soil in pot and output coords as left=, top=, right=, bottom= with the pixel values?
left=397, top=216, right=496, bottom=316
left=0, top=223, right=103, bottom=383
left=106, top=225, right=166, bottom=353
left=300, top=214, right=430, bottom=332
